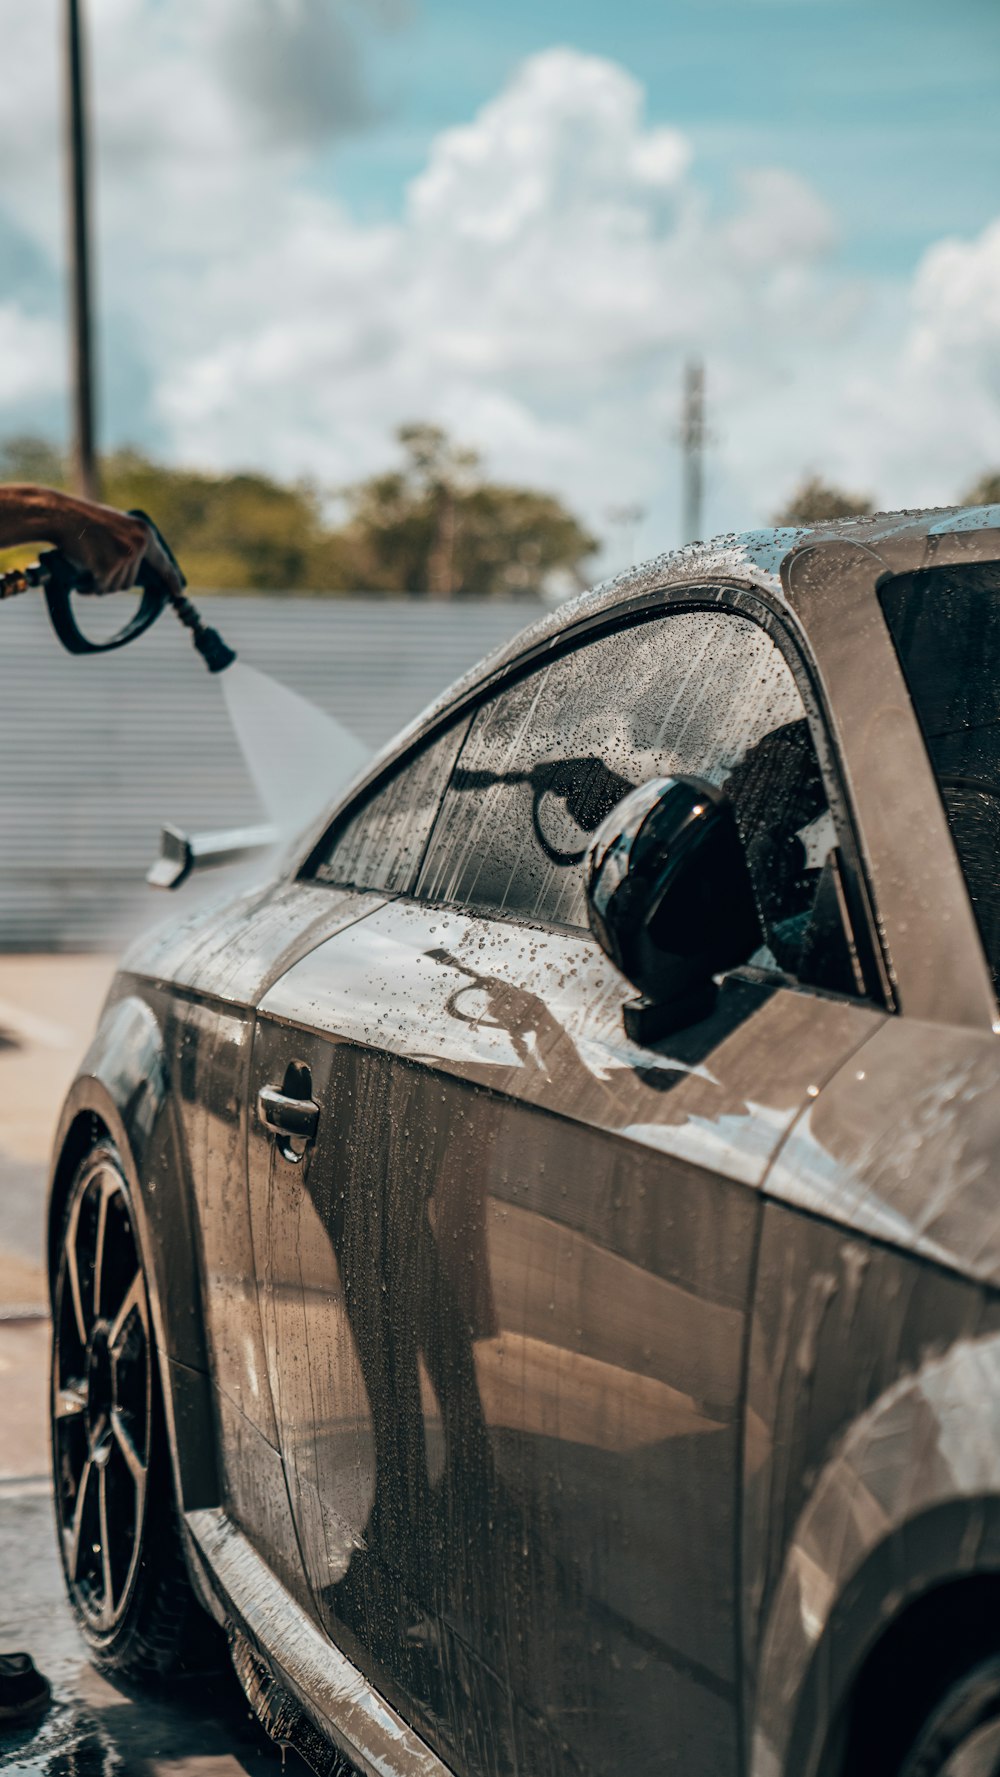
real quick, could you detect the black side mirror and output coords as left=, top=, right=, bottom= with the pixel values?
left=585, top=776, right=763, bottom=1044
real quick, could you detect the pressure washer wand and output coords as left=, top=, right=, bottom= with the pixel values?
left=0, top=511, right=236, bottom=673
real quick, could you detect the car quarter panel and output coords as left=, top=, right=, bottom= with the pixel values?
left=251, top=898, right=880, bottom=1777
left=765, top=1018, right=1000, bottom=1288
left=748, top=1270, right=1000, bottom=1777
left=746, top=1014, right=1000, bottom=1775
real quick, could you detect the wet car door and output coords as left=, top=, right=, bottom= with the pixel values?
left=134, top=876, right=391, bottom=1599
left=248, top=602, right=884, bottom=1777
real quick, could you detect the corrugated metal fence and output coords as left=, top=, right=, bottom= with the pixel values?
left=0, top=594, right=538, bottom=950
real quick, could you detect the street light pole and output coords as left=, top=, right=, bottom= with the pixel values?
left=679, top=358, right=705, bottom=544
left=64, top=0, right=98, bottom=498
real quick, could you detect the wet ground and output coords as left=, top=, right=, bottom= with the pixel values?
left=0, top=959, right=303, bottom=1777
left=0, top=1467, right=298, bottom=1777
left=0, top=1305, right=307, bottom=1777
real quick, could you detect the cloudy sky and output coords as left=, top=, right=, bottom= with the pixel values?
left=1, top=0, right=998, bottom=558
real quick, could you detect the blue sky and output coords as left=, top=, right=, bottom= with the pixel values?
left=0, top=0, right=998, bottom=554
left=333, top=0, right=1000, bottom=277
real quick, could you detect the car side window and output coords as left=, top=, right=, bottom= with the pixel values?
left=880, top=563, right=1000, bottom=992
left=417, top=608, right=859, bottom=995
left=313, top=715, right=471, bottom=894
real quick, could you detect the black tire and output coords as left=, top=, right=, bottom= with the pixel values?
left=896, top=1655, right=1000, bottom=1777
left=50, top=1140, right=209, bottom=1679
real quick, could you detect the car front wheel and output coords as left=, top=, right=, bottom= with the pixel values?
left=50, top=1140, right=206, bottom=1677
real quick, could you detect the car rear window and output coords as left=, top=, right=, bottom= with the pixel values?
left=881, top=561, right=1000, bottom=988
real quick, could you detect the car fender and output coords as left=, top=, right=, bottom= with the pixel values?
left=751, top=1331, right=1000, bottom=1777
left=48, top=991, right=219, bottom=1514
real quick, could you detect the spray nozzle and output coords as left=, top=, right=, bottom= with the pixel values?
left=161, top=584, right=238, bottom=674
left=193, top=622, right=238, bottom=674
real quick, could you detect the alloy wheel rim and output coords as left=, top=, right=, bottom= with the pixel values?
left=52, top=1157, right=151, bottom=1633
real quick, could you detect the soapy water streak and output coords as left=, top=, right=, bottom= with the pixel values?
left=221, top=660, right=371, bottom=838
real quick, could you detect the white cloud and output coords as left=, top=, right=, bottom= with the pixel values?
left=910, top=220, right=1000, bottom=373
left=0, top=12, right=998, bottom=551
left=0, top=305, right=64, bottom=406
left=145, top=45, right=852, bottom=523
left=800, top=222, right=1000, bottom=510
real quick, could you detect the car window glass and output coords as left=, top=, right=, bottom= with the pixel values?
left=418, top=609, right=858, bottom=993
left=314, top=714, right=471, bottom=894
left=881, top=562, right=1000, bottom=990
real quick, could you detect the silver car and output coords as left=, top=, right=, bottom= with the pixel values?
left=48, top=505, right=1000, bottom=1777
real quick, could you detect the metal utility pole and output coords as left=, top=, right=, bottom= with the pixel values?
left=64, top=0, right=99, bottom=498
left=606, top=503, right=646, bottom=574
left=679, top=358, right=706, bottom=544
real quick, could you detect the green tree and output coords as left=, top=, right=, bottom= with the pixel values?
left=773, top=474, right=874, bottom=526
left=99, top=449, right=337, bottom=591
left=339, top=423, right=597, bottom=597
left=0, top=437, right=71, bottom=573
left=449, top=482, right=598, bottom=597
left=0, top=435, right=67, bottom=487
left=0, top=437, right=343, bottom=590
left=0, top=426, right=597, bottom=595
left=960, top=471, right=1000, bottom=507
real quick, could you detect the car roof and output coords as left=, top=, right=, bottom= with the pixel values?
left=297, top=501, right=1000, bottom=863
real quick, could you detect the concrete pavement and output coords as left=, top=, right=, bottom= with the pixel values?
left=0, top=954, right=116, bottom=1311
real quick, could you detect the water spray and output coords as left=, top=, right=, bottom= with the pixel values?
left=0, top=509, right=236, bottom=673
left=1, top=507, right=372, bottom=875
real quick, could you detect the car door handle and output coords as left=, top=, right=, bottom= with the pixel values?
left=257, top=1084, right=320, bottom=1163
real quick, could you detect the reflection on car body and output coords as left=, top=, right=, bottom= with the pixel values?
left=45, top=505, right=1000, bottom=1777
